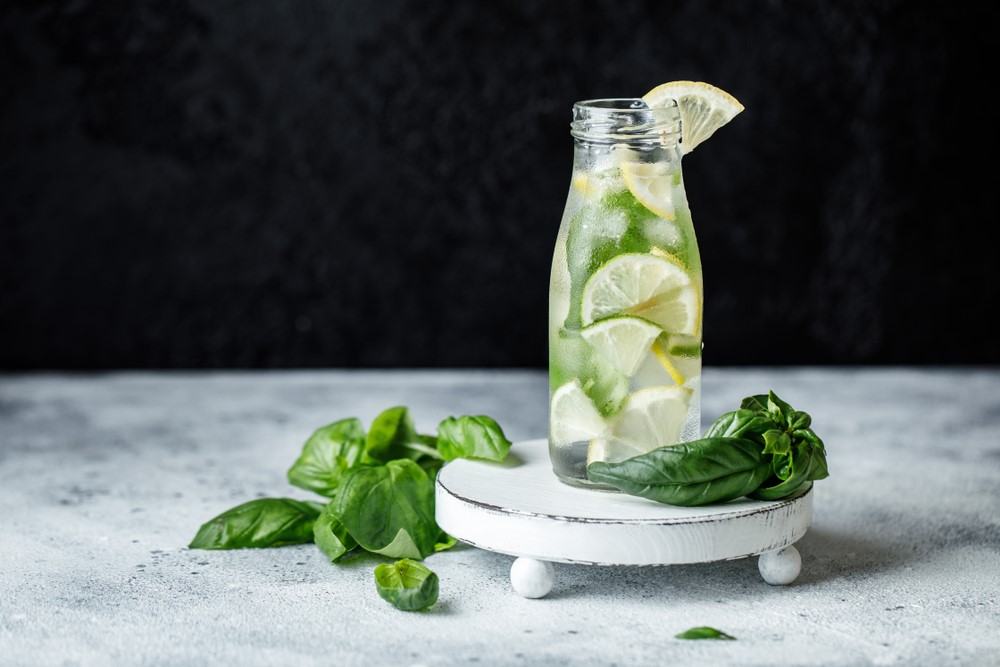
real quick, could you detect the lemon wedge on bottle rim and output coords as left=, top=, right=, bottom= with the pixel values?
left=642, top=81, right=744, bottom=155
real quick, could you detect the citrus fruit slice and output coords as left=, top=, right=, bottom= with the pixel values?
left=581, top=316, right=663, bottom=377
left=586, top=386, right=691, bottom=463
left=642, top=81, right=744, bottom=155
left=581, top=253, right=699, bottom=335
left=549, top=380, right=607, bottom=445
left=652, top=334, right=702, bottom=386
left=620, top=161, right=675, bottom=220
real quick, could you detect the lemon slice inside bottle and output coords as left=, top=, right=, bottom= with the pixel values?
left=619, top=161, right=676, bottom=221
left=581, top=253, right=699, bottom=336
left=642, top=81, right=744, bottom=155
left=587, top=386, right=691, bottom=464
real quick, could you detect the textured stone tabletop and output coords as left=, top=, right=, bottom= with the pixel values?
left=1, top=369, right=998, bottom=666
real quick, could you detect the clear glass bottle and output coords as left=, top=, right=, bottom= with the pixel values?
left=548, top=98, right=703, bottom=487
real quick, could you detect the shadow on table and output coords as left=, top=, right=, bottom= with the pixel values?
left=543, top=526, right=910, bottom=602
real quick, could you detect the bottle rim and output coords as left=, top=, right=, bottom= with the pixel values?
left=570, top=98, right=680, bottom=146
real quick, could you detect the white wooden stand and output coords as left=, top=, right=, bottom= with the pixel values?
left=435, top=439, right=812, bottom=598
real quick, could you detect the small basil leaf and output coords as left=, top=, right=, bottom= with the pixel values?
left=374, top=559, right=439, bottom=612
left=366, top=406, right=421, bottom=462
left=767, top=390, right=794, bottom=420
left=434, top=532, right=458, bottom=553
left=313, top=503, right=357, bottom=562
left=762, top=429, right=791, bottom=456
left=287, top=418, right=366, bottom=497
left=809, top=447, right=830, bottom=481
left=774, top=452, right=793, bottom=480
left=789, top=410, right=812, bottom=430
left=705, top=410, right=778, bottom=449
left=436, top=415, right=512, bottom=462
left=752, top=442, right=813, bottom=500
left=587, top=437, right=772, bottom=506
left=333, top=460, right=438, bottom=559
left=189, top=498, right=324, bottom=550
left=402, top=438, right=444, bottom=461
left=675, top=626, right=735, bottom=640
left=740, top=394, right=771, bottom=413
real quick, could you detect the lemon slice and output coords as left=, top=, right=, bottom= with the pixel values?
left=581, top=253, right=698, bottom=335
left=581, top=316, right=663, bottom=377
left=620, top=161, right=675, bottom=220
left=652, top=334, right=702, bottom=386
left=643, top=81, right=744, bottom=155
left=549, top=380, right=607, bottom=445
left=586, top=386, right=690, bottom=464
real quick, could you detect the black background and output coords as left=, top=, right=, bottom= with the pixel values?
left=2, top=1, right=997, bottom=370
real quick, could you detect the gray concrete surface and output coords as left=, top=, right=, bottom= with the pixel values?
left=0, top=369, right=998, bottom=666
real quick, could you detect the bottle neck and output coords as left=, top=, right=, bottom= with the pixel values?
left=572, top=140, right=682, bottom=174
left=570, top=98, right=682, bottom=173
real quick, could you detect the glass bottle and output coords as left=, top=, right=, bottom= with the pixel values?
left=548, top=98, right=703, bottom=487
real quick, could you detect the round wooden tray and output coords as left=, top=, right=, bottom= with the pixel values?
left=435, top=439, right=812, bottom=598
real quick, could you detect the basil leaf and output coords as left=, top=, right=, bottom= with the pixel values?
left=313, top=502, right=357, bottom=562
left=587, top=437, right=772, bottom=506
left=739, top=394, right=770, bottom=413
left=189, top=498, right=324, bottom=550
left=436, top=415, right=512, bottom=462
left=789, top=410, right=812, bottom=430
left=675, top=626, right=735, bottom=640
left=766, top=391, right=793, bottom=423
left=762, top=429, right=791, bottom=455
left=374, top=559, right=439, bottom=612
left=752, top=441, right=814, bottom=500
left=333, top=459, right=438, bottom=559
left=287, top=418, right=366, bottom=497
left=366, top=406, right=421, bottom=462
left=704, top=409, right=775, bottom=441
left=434, top=532, right=458, bottom=552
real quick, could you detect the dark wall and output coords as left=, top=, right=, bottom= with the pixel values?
left=1, top=1, right=997, bottom=369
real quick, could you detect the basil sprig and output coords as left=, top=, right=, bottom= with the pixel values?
left=587, top=390, right=828, bottom=506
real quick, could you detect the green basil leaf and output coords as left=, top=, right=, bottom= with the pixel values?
left=374, top=559, right=439, bottom=611
left=189, top=498, right=324, bottom=550
left=366, top=406, right=421, bottom=462
left=739, top=394, right=771, bottom=413
left=313, top=502, right=357, bottom=562
left=403, top=436, right=444, bottom=461
left=762, top=429, right=791, bottom=455
left=434, top=532, right=458, bottom=552
left=752, top=442, right=814, bottom=500
left=587, top=437, right=772, bottom=506
left=809, top=446, right=830, bottom=481
left=436, top=415, right=512, bottom=462
left=789, top=410, right=812, bottom=430
left=675, top=626, right=736, bottom=640
left=704, top=409, right=775, bottom=440
left=333, top=460, right=438, bottom=559
left=287, top=418, right=366, bottom=497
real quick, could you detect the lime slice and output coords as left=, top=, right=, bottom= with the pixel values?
left=549, top=380, right=607, bottom=445
left=620, top=161, right=675, bottom=221
left=581, top=316, right=663, bottom=377
left=581, top=253, right=699, bottom=335
left=643, top=81, right=744, bottom=155
left=586, top=386, right=691, bottom=464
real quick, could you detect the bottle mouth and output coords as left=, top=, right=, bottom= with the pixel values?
left=570, top=98, right=681, bottom=146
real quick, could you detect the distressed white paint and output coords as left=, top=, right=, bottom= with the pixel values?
left=436, top=439, right=812, bottom=569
